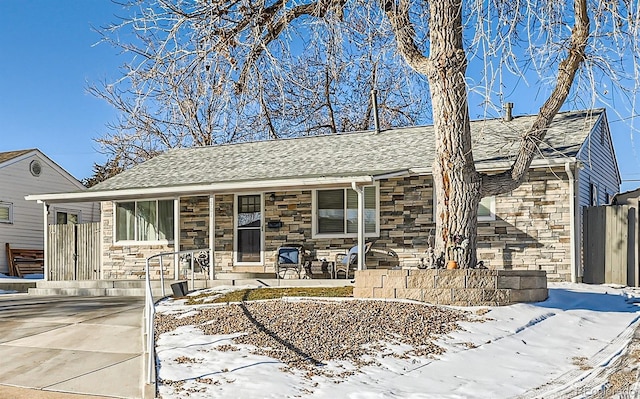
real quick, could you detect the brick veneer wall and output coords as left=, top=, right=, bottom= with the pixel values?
left=353, top=269, right=548, bottom=306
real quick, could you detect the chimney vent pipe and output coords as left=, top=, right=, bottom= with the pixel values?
left=371, top=89, right=380, bottom=134
left=504, top=102, right=514, bottom=122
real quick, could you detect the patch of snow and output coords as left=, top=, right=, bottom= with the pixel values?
left=155, top=282, right=640, bottom=398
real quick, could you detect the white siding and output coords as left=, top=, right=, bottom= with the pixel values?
left=576, top=114, right=621, bottom=279
left=0, top=152, right=100, bottom=274
left=577, top=116, right=621, bottom=208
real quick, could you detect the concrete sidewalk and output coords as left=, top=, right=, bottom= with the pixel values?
left=0, top=295, right=145, bottom=398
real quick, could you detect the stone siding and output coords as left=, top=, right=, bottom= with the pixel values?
left=100, top=201, right=174, bottom=279
left=353, top=269, right=548, bottom=306
left=477, top=169, right=572, bottom=281
left=99, top=168, right=573, bottom=281
left=180, top=196, right=210, bottom=250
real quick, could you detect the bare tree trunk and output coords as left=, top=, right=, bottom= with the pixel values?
left=426, top=0, right=480, bottom=268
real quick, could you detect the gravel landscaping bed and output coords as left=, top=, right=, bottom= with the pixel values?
left=155, top=299, right=471, bottom=377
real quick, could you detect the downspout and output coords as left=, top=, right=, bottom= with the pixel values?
left=209, top=195, right=215, bottom=281
left=565, top=162, right=578, bottom=283
left=351, top=182, right=365, bottom=271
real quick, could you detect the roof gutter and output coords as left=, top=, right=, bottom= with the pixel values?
left=26, top=175, right=375, bottom=203
left=411, top=157, right=578, bottom=175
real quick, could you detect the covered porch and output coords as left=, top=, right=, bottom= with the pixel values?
left=28, top=173, right=411, bottom=282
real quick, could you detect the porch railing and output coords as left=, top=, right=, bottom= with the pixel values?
left=143, top=248, right=211, bottom=386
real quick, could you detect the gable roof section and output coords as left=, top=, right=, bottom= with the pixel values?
left=576, top=111, right=622, bottom=186
left=0, top=149, right=36, bottom=166
left=0, top=148, right=87, bottom=190
left=27, top=109, right=605, bottom=203
left=93, top=109, right=602, bottom=192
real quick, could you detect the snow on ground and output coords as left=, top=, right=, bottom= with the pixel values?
left=155, top=283, right=640, bottom=399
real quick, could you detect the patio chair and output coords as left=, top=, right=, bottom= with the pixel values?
left=276, top=245, right=306, bottom=279
left=334, top=241, right=374, bottom=279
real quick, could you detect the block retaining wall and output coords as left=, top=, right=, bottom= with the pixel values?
left=353, top=269, right=548, bottom=306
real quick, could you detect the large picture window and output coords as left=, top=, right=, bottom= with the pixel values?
left=314, top=186, right=378, bottom=236
left=0, top=202, right=12, bottom=224
left=115, top=199, right=174, bottom=242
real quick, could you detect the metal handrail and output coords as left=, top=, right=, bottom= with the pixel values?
left=143, top=248, right=211, bottom=385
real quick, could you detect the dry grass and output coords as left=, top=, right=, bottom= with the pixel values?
left=186, top=286, right=354, bottom=305
left=572, top=356, right=592, bottom=370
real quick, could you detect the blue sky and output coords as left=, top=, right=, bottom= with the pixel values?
left=0, top=0, right=123, bottom=180
left=1, top=1, right=640, bottom=192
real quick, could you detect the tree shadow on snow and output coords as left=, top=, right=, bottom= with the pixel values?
left=533, top=287, right=640, bottom=313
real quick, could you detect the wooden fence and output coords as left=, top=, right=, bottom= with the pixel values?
left=583, top=205, right=637, bottom=286
left=47, top=222, right=101, bottom=281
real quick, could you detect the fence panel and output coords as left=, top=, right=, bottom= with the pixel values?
left=48, top=224, right=75, bottom=281
left=76, top=222, right=101, bottom=280
left=47, top=222, right=101, bottom=281
left=583, top=205, right=631, bottom=285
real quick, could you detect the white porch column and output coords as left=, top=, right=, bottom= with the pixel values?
left=352, top=182, right=365, bottom=271
left=174, top=197, right=180, bottom=280
left=41, top=201, right=48, bottom=281
left=209, top=194, right=215, bottom=280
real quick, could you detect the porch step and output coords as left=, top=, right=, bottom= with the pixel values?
left=0, top=280, right=38, bottom=293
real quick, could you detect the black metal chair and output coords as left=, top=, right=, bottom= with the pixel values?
left=276, top=245, right=304, bottom=279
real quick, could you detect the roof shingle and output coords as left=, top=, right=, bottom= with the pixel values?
left=91, top=109, right=603, bottom=192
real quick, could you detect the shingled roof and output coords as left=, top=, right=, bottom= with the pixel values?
left=90, top=109, right=604, bottom=192
left=0, top=149, right=36, bottom=165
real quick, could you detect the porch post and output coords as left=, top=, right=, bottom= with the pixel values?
left=174, top=197, right=180, bottom=280
left=41, top=201, right=48, bottom=281
left=209, top=194, right=215, bottom=280
left=351, top=182, right=365, bottom=271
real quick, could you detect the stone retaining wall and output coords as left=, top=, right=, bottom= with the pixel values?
left=353, top=269, right=548, bottom=306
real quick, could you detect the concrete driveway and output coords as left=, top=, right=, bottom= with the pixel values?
left=0, top=295, right=144, bottom=398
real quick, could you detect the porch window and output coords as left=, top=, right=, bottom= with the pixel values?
left=0, top=202, right=12, bottom=224
left=314, top=186, right=378, bottom=237
left=115, top=199, right=174, bottom=242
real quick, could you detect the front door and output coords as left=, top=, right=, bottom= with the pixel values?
left=236, top=194, right=263, bottom=263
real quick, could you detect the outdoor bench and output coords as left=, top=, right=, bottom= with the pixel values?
left=5, top=243, right=44, bottom=278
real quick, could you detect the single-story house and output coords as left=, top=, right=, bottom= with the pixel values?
left=27, top=109, right=620, bottom=282
left=1, top=149, right=100, bottom=275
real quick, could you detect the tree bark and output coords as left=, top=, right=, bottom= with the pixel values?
left=425, top=0, right=481, bottom=268
left=383, top=0, right=589, bottom=268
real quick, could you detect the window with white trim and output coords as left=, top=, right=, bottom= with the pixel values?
left=55, top=210, right=80, bottom=225
left=115, top=199, right=174, bottom=242
left=0, top=202, right=13, bottom=224
left=478, top=196, right=496, bottom=221
left=590, top=183, right=598, bottom=206
left=432, top=191, right=496, bottom=222
left=314, top=186, right=378, bottom=237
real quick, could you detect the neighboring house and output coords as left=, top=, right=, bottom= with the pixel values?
left=27, top=109, right=620, bottom=282
left=0, top=149, right=100, bottom=275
